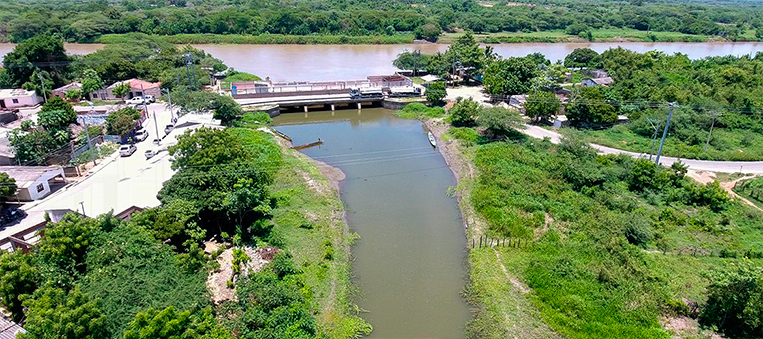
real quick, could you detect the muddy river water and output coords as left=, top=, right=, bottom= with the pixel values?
left=274, top=108, right=471, bottom=338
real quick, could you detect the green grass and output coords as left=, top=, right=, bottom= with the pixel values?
left=219, top=71, right=262, bottom=90
left=70, top=142, right=119, bottom=166
left=439, top=29, right=729, bottom=44
left=97, top=33, right=414, bottom=45
left=395, top=102, right=445, bottom=120
left=569, top=124, right=763, bottom=161
left=447, top=124, right=763, bottom=338
left=266, top=134, right=372, bottom=338
left=734, top=177, right=763, bottom=209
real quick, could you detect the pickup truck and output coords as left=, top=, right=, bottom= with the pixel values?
left=126, top=97, right=146, bottom=105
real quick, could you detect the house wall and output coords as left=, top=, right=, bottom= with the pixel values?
left=0, top=93, right=40, bottom=108
left=17, top=169, right=65, bottom=201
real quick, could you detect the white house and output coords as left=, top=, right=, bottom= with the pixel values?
left=0, top=166, right=67, bottom=201
left=0, top=89, right=41, bottom=109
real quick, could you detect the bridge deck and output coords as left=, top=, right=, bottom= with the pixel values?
left=235, top=93, right=382, bottom=107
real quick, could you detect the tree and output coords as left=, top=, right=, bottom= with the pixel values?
left=425, top=82, right=447, bottom=105
left=702, top=260, right=763, bottom=337
left=38, top=110, right=76, bottom=131
left=80, top=69, right=104, bottom=99
left=564, top=48, right=600, bottom=69
left=478, top=106, right=524, bottom=138
left=525, top=91, right=561, bottom=122
left=37, top=213, right=104, bottom=273
left=64, top=89, right=81, bottom=101
left=565, top=86, right=617, bottom=125
left=0, top=172, right=17, bottom=197
left=2, top=34, right=69, bottom=88
left=447, top=31, right=489, bottom=78
left=19, top=285, right=107, bottom=339
left=105, top=107, right=141, bottom=136
left=123, top=306, right=191, bottom=339
left=213, top=95, right=243, bottom=125
left=414, top=23, right=442, bottom=42
left=0, top=251, right=37, bottom=322
left=22, top=69, right=53, bottom=98
left=449, top=98, right=479, bottom=127
left=40, top=96, right=77, bottom=125
left=482, top=56, right=539, bottom=99
left=565, top=23, right=590, bottom=36
left=393, top=51, right=429, bottom=74
left=111, top=82, right=131, bottom=101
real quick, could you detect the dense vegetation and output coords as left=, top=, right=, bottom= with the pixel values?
left=444, top=115, right=763, bottom=338
left=567, top=48, right=763, bottom=160
left=1, top=0, right=762, bottom=44
left=0, top=111, right=370, bottom=338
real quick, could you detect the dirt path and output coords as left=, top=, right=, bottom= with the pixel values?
left=721, top=175, right=762, bottom=212
left=493, top=248, right=530, bottom=294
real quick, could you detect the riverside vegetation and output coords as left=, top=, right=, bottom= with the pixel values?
left=2, top=0, right=762, bottom=44
left=0, top=110, right=370, bottom=339
left=406, top=96, right=763, bottom=338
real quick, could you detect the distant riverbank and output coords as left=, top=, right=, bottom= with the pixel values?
left=92, top=29, right=762, bottom=45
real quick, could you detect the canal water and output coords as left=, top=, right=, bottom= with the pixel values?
left=273, top=108, right=471, bottom=338
left=0, top=41, right=762, bottom=82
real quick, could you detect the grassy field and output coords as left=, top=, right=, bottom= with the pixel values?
left=97, top=33, right=414, bottom=45
left=441, top=124, right=763, bottom=339
left=568, top=124, right=763, bottom=161
left=439, top=29, right=735, bottom=44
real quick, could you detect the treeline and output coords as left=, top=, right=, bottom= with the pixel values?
left=1, top=0, right=762, bottom=43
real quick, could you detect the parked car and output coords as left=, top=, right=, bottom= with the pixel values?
left=152, top=138, right=161, bottom=145
left=145, top=148, right=159, bottom=159
left=144, top=95, right=156, bottom=103
left=134, top=130, right=149, bottom=142
left=119, top=144, right=137, bottom=157
left=126, top=97, right=146, bottom=105
left=133, top=104, right=145, bottom=110
left=164, top=124, right=174, bottom=135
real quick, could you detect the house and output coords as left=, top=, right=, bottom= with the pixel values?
left=0, top=316, right=25, bottom=337
left=368, top=74, right=413, bottom=88
left=509, top=95, right=528, bottom=113
left=0, top=166, right=67, bottom=201
left=52, top=82, right=83, bottom=99
left=0, top=89, right=40, bottom=109
left=89, top=79, right=162, bottom=101
left=582, top=77, right=614, bottom=87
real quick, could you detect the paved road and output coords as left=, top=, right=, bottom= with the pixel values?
left=0, top=104, right=207, bottom=241
left=522, top=124, right=763, bottom=174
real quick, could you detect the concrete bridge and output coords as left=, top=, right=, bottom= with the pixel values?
left=235, top=92, right=383, bottom=113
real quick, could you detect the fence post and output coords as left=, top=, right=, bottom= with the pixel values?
left=479, top=237, right=482, bottom=248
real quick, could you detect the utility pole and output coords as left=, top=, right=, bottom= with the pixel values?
left=79, top=201, right=86, bottom=217
left=38, top=72, right=48, bottom=103
left=647, top=118, right=659, bottom=161
left=142, top=84, right=160, bottom=145
left=704, top=112, right=720, bottom=153
left=655, top=103, right=676, bottom=166
left=84, top=102, right=97, bottom=167
left=164, top=88, right=175, bottom=122
left=184, top=53, right=195, bottom=91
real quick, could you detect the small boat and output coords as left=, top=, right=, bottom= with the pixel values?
left=428, top=131, right=437, bottom=147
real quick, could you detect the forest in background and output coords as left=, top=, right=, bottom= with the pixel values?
left=0, top=0, right=762, bottom=43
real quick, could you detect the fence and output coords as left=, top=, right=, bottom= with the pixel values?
left=470, top=235, right=531, bottom=249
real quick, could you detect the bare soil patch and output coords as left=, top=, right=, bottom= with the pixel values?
left=207, top=246, right=279, bottom=305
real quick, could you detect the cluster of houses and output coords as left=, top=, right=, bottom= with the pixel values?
left=0, top=78, right=162, bottom=111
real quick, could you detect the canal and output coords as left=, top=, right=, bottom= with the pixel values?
left=273, top=108, right=471, bottom=338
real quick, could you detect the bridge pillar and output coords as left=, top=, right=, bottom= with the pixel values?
left=331, top=104, right=335, bottom=111
left=356, top=103, right=362, bottom=110
left=303, top=105, right=308, bottom=113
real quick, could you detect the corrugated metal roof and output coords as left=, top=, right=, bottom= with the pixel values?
left=0, top=317, right=25, bottom=339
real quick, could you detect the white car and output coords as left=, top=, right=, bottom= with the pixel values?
left=126, top=97, right=146, bottom=105
left=134, top=130, right=149, bottom=142
left=144, top=95, right=156, bottom=103
left=119, top=144, right=137, bottom=157
left=145, top=148, right=159, bottom=159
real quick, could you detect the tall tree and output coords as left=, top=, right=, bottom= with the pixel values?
left=0, top=251, right=37, bottom=322
left=482, top=56, right=539, bottom=99
left=111, top=82, right=131, bottom=101
left=0, top=172, right=17, bottom=197
left=564, top=48, right=600, bottom=69
left=2, top=34, right=69, bottom=88
left=565, top=86, right=617, bottom=125
left=80, top=69, right=104, bottom=99
left=525, top=91, right=562, bottom=122
left=478, top=106, right=524, bottom=139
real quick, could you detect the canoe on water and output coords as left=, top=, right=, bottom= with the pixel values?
left=428, top=131, right=437, bottom=147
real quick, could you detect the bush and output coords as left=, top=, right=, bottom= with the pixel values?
left=395, top=102, right=444, bottom=120
left=242, top=111, right=272, bottom=125
left=702, top=260, right=763, bottom=337
left=449, top=98, right=479, bottom=127
left=425, top=82, right=447, bottom=105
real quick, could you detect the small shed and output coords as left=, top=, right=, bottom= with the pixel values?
left=0, top=166, right=67, bottom=201
left=0, top=316, right=25, bottom=337
left=582, top=77, right=614, bottom=87
left=553, top=115, right=570, bottom=128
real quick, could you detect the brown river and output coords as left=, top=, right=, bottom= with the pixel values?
left=0, top=41, right=762, bottom=81
left=1, top=41, right=760, bottom=337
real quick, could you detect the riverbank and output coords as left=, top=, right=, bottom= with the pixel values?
left=269, top=131, right=371, bottom=338
left=419, top=116, right=561, bottom=338
left=92, top=30, right=761, bottom=45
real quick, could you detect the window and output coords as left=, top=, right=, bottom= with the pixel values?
left=36, top=183, right=44, bottom=193
left=93, top=93, right=98, bottom=98
left=11, top=99, right=18, bottom=104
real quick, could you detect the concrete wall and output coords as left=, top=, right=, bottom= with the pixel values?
left=382, top=98, right=427, bottom=110
left=18, top=168, right=65, bottom=201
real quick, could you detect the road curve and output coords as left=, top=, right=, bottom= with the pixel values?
left=521, top=124, right=763, bottom=174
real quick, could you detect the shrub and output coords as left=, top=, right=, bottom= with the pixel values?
left=702, top=260, right=763, bottom=337
left=449, top=98, right=479, bottom=127
left=425, top=82, right=447, bottom=105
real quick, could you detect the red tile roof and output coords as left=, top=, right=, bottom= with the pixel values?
left=107, top=78, right=161, bottom=90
